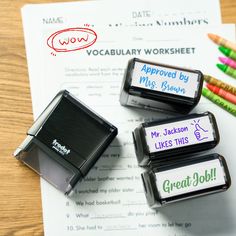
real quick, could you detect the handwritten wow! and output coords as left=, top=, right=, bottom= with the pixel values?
left=47, top=27, right=97, bottom=53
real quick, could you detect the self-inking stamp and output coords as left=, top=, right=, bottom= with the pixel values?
left=120, top=58, right=203, bottom=114
left=141, top=153, right=231, bottom=208
left=14, top=90, right=118, bottom=195
left=133, top=112, right=219, bottom=166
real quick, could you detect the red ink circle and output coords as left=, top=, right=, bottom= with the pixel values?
left=47, top=27, right=97, bottom=53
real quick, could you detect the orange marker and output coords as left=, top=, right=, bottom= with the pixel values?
left=206, top=83, right=236, bottom=105
left=208, top=33, right=236, bottom=52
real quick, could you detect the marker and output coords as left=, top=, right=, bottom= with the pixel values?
left=217, top=63, right=236, bottom=79
left=219, top=46, right=236, bottom=61
left=202, top=87, right=236, bottom=116
left=208, top=33, right=236, bottom=51
left=219, top=57, right=236, bottom=69
left=206, top=83, right=236, bottom=105
left=204, top=75, right=236, bottom=95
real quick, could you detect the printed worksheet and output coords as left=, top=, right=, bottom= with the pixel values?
left=28, top=25, right=236, bottom=236
left=21, top=1, right=236, bottom=236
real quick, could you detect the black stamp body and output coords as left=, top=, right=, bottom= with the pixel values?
left=14, top=90, right=118, bottom=195
left=120, top=58, right=203, bottom=114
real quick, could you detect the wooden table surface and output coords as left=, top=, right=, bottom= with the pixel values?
left=0, top=0, right=236, bottom=235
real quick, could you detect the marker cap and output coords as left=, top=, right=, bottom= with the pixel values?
left=219, top=46, right=230, bottom=56
left=217, top=63, right=227, bottom=72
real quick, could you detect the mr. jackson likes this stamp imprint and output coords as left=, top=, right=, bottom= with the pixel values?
left=145, top=116, right=214, bottom=153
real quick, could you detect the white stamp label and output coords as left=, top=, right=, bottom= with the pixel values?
left=131, top=61, right=200, bottom=98
left=155, top=159, right=226, bottom=199
left=145, top=115, right=215, bottom=153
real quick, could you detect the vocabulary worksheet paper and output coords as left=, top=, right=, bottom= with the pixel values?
left=21, top=0, right=222, bottom=116
left=26, top=25, right=236, bottom=236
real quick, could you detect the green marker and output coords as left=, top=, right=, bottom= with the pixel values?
left=219, top=46, right=236, bottom=60
left=217, top=63, right=236, bottom=79
left=202, top=87, right=236, bottom=116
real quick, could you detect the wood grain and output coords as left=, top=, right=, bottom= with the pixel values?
left=0, top=0, right=235, bottom=235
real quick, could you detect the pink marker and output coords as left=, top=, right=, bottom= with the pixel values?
left=219, top=57, right=236, bottom=69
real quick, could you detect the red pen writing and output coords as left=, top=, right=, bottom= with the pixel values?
left=47, top=27, right=97, bottom=53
